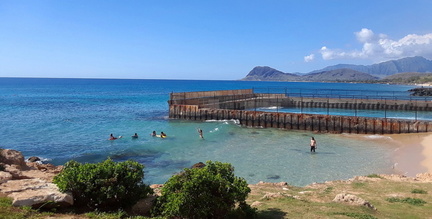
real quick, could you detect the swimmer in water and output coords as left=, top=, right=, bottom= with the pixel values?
left=132, top=133, right=138, bottom=138
left=160, top=132, right=166, bottom=138
left=109, top=133, right=117, bottom=140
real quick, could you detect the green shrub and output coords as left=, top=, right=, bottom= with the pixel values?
left=366, top=174, right=382, bottom=178
left=332, top=212, right=377, bottom=219
left=324, top=187, right=334, bottom=193
left=153, top=161, right=256, bottom=219
left=411, top=189, right=427, bottom=194
left=53, top=159, right=152, bottom=211
left=85, top=210, right=126, bottom=219
left=386, top=197, right=400, bottom=203
left=386, top=197, right=426, bottom=206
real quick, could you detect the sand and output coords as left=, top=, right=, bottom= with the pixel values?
left=390, top=133, right=432, bottom=176
left=420, top=134, right=432, bottom=172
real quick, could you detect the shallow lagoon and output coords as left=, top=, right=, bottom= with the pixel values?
left=0, top=78, right=408, bottom=186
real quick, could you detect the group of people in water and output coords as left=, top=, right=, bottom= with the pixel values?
left=109, top=128, right=204, bottom=140
left=150, top=131, right=167, bottom=138
left=109, top=131, right=167, bottom=140
left=110, top=130, right=316, bottom=152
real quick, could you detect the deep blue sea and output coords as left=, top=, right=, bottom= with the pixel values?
left=0, top=78, right=419, bottom=186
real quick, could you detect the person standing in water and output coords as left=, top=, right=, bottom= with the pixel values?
left=310, top=137, right=317, bottom=152
left=197, top=128, right=204, bottom=139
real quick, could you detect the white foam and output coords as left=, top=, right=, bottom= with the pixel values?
left=205, top=119, right=240, bottom=125
left=210, top=128, right=219, bottom=133
left=258, top=106, right=281, bottom=110
left=363, top=135, right=392, bottom=140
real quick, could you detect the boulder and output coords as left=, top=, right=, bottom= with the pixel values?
left=130, top=195, right=157, bottom=216
left=191, top=162, right=206, bottom=169
left=333, top=193, right=376, bottom=210
left=0, top=171, right=13, bottom=183
left=27, top=156, right=41, bottom=162
left=262, top=192, right=285, bottom=199
left=150, top=184, right=164, bottom=196
left=24, top=163, right=63, bottom=182
left=416, top=173, right=432, bottom=182
left=0, top=178, right=73, bottom=208
left=0, top=149, right=27, bottom=170
left=4, top=164, right=26, bottom=180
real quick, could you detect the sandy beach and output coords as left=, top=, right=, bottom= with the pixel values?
left=390, top=133, right=432, bottom=176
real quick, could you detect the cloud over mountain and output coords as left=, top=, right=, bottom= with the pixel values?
left=305, top=28, right=432, bottom=62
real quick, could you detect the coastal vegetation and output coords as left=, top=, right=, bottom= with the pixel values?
left=153, top=161, right=255, bottom=218
left=2, top=172, right=432, bottom=218
left=1, top=152, right=432, bottom=219
left=53, top=159, right=152, bottom=211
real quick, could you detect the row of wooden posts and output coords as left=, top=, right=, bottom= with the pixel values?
left=169, top=104, right=432, bottom=134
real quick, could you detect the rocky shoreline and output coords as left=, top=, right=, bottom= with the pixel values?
left=1, top=148, right=432, bottom=213
left=408, top=87, right=432, bottom=96
left=0, top=149, right=72, bottom=208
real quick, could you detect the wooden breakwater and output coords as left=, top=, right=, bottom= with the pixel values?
left=169, top=104, right=431, bottom=134
left=168, top=89, right=432, bottom=134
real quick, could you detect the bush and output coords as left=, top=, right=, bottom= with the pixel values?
left=153, top=161, right=256, bottom=219
left=386, top=197, right=426, bottom=206
left=332, top=212, right=377, bottom=219
left=366, top=174, right=382, bottom=178
left=411, top=189, right=427, bottom=194
left=53, top=159, right=152, bottom=211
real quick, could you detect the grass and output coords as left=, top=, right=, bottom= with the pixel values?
left=366, top=174, right=382, bottom=179
left=352, top=182, right=367, bottom=189
left=411, top=188, right=428, bottom=194
left=323, top=186, right=333, bottom=193
left=1, top=176, right=432, bottom=218
left=247, top=176, right=432, bottom=219
left=332, top=212, right=378, bottom=219
left=386, top=197, right=427, bottom=206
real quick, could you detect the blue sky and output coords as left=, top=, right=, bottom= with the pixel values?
left=1, top=0, right=432, bottom=80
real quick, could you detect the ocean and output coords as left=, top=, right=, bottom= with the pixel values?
left=0, top=78, right=418, bottom=186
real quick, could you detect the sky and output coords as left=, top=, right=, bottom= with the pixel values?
left=1, top=0, right=432, bottom=80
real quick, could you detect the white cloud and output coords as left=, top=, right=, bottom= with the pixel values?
left=355, top=28, right=375, bottom=43
left=304, top=54, right=315, bottom=62
left=306, top=28, right=432, bottom=62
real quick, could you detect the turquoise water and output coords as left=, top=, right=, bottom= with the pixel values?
left=0, top=78, right=416, bottom=186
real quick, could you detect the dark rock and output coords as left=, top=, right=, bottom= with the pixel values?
left=27, top=157, right=41, bottom=162
left=191, top=162, right=206, bottom=169
left=267, top=175, right=280, bottom=180
left=408, top=87, right=432, bottom=96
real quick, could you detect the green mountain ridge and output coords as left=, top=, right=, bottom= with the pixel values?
left=242, top=56, right=432, bottom=82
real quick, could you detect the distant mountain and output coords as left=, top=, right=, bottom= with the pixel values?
left=242, top=56, right=432, bottom=82
left=242, top=66, right=300, bottom=81
left=381, top=72, right=432, bottom=84
left=241, top=67, right=377, bottom=82
left=310, top=56, right=432, bottom=78
left=301, top=68, right=378, bottom=81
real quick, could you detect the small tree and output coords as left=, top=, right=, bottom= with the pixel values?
left=154, top=161, right=256, bottom=219
left=53, top=158, right=151, bottom=211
